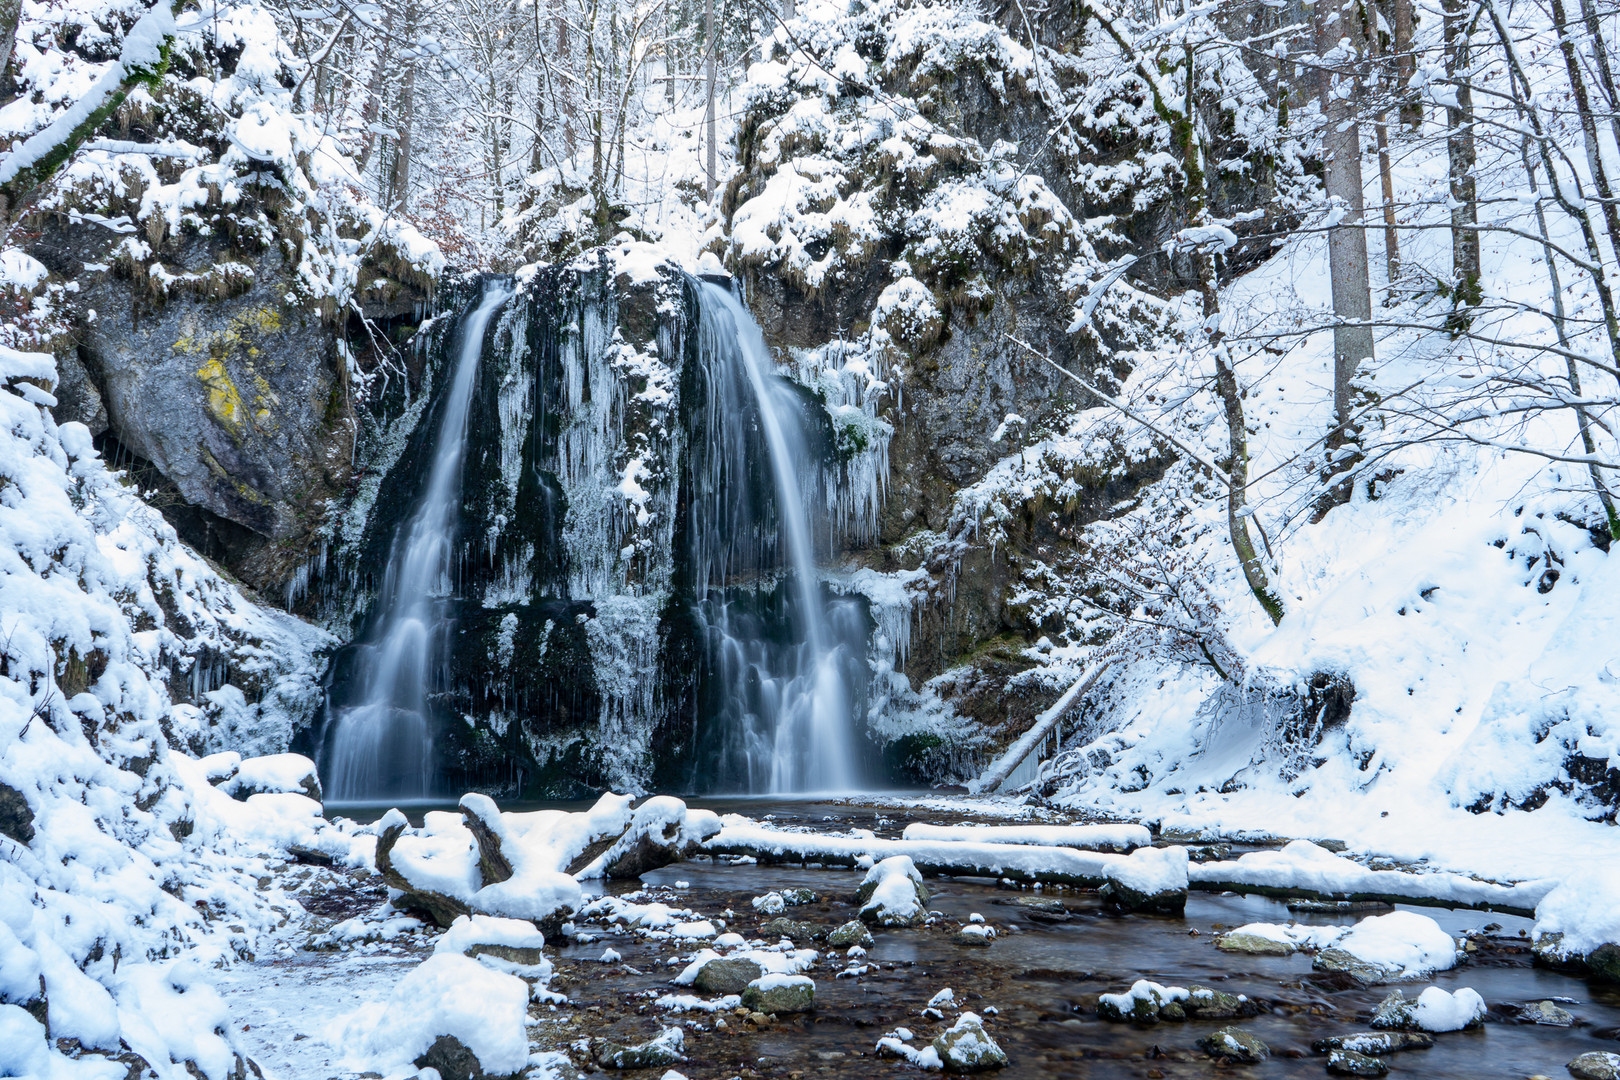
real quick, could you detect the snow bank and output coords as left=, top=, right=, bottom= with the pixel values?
left=1532, top=865, right=1620, bottom=957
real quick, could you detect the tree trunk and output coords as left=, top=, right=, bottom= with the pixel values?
left=1519, top=139, right=1620, bottom=538
left=1441, top=0, right=1480, bottom=312
left=0, top=0, right=22, bottom=99
left=704, top=0, right=716, bottom=197
left=354, top=7, right=397, bottom=175
left=1576, top=0, right=1620, bottom=169
left=1317, top=0, right=1375, bottom=466
left=1550, top=0, right=1620, bottom=269
left=1391, top=0, right=1419, bottom=129
left=782, top=0, right=795, bottom=20
left=1372, top=16, right=1400, bottom=291
left=386, top=0, right=418, bottom=211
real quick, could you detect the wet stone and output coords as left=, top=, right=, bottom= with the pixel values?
left=1216, top=931, right=1295, bottom=956
left=1184, top=986, right=1256, bottom=1020
left=1316, top=947, right=1394, bottom=986
left=594, top=1027, right=684, bottom=1070
left=1570, top=1052, right=1620, bottom=1080
left=1328, top=1049, right=1389, bottom=1077
left=758, top=917, right=821, bottom=942
left=827, top=920, right=873, bottom=947
left=741, top=975, right=816, bottom=1015
left=1198, top=1026, right=1269, bottom=1064
left=1523, top=1000, right=1577, bottom=1026
left=693, top=957, right=765, bottom=995
left=932, top=1014, right=1008, bottom=1073
left=1312, top=1031, right=1434, bottom=1055
left=952, top=925, right=995, bottom=947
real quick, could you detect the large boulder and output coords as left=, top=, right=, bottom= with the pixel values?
left=1534, top=867, right=1620, bottom=983
left=931, top=1012, right=1008, bottom=1073
left=858, top=856, right=931, bottom=927
left=692, top=957, right=764, bottom=995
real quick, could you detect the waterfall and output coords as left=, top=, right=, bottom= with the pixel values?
left=322, top=279, right=512, bottom=802
left=689, top=281, right=863, bottom=793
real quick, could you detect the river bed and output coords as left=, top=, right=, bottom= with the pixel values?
left=223, top=796, right=1620, bottom=1079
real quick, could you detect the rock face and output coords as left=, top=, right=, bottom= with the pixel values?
left=27, top=217, right=430, bottom=595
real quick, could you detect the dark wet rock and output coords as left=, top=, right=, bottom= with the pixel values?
left=595, top=1027, right=685, bottom=1070
left=1327, top=1049, right=1388, bottom=1076
left=1537, top=933, right=1620, bottom=985
left=1523, top=1000, right=1577, bottom=1026
left=758, top=917, right=821, bottom=942
left=932, top=1014, right=1008, bottom=1073
left=693, top=957, right=765, bottom=995
left=1184, top=986, right=1258, bottom=1020
left=1370, top=991, right=1417, bottom=1030
left=1198, top=1026, right=1269, bottom=1064
left=780, top=887, right=817, bottom=905
left=827, top=920, right=874, bottom=947
left=416, top=1033, right=516, bottom=1080
left=1311, top=1031, right=1434, bottom=1055
left=1570, top=1052, right=1620, bottom=1080
left=1097, top=983, right=1179, bottom=1024
left=1216, top=931, right=1295, bottom=956
left=741, top=975, right=816, bottom=1014
left=0, top=781, right=35, bottom=845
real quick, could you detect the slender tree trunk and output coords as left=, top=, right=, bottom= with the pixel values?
left=1391, top=0, right=1419, bottom=129
left=355, top=7, right=397, bottom=174
left=557, top=0, right=575, bottom=158
left=782, top=0, right=795, bottom=20
left=704, top=0, right=716, bottom=198
left=1441, top=0, right=1480, bottom=313
left=1372, top=14, right=1400, bottom=292
left=1550, top=0, right=1620, bottom=268
left=387, top=0, right=418, bottom=211
left=1316, top=0, right=1375, bottom=462
left=1576, top=0, right=1620, bottom=165
left=1520, top=139, right=1620, bottom=537
left=1178, top=46, right=1283, bottom=625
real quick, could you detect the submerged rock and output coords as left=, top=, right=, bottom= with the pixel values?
left=827, top=920, right=874, bottom=947
left=931, top=1012, right=1008, bottom=1073
left=1327, top=1049, right=1389, bottom=1077
left=1000, top=896, right=1071, bottom=921
left=1569, top=1052, right=1620, bottom=1080
left=741, top=974, right=816, bottom=1014
left=693, top=957, right=765, bottom=995
left=1198, top=1026, right=1269, bottom=1064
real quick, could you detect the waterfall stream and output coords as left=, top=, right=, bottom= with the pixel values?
left=689, top=282, right=863, bottom=793
left=322, top=280, right=512, bottom=802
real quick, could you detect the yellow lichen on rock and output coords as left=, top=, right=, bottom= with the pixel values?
left=194, top=357, right=247, bottom=438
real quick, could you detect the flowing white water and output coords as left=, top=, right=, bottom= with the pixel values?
left=324, top=281, right=511, bottom=801
left=692, top=282, right=861, bottom=792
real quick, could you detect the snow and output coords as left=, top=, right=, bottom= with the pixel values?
left=219, top=753, right=320, bottom=798
left=1098, top=979, right=1190, bottom=1015
left=750, top=972, right=815, bottom=992
left=350, top=953, right=531, bottom=1077
left=1532, top=865, right=1620, bottom=958
left=899, top=822, right=1150, bottom=851
left=1410, top=986, right=1487, bottom=1032
left=1327, top=912, right=1460, bottom=979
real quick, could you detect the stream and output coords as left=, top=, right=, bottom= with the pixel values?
left=224, top=797, right=1620, bottom=1079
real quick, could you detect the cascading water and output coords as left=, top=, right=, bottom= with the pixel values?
left=322, top=280, right=512, bottom=801
left=688, top=281, right=864, bottom=793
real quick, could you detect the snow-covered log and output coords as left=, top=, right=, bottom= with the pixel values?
left=1188, top=841, right=1552, bottom=916
left=968, top=658, right=1117, bottom=794
left=702, top=818, right=1189, bottom=912
left=900, top=822, right=1150, bottom=853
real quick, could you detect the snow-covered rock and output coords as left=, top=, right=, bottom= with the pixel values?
left=931, top=1011, right=1007, bottom=1072
left=1310, top=912, right=1459, bottom=985
left=1370, top=987, right=1486, bottom=1032
left=357, top=953, right=531, bottom=1078
left=217, top=753, right=322, bottom=802
left=741, top=973, right=816, bottom=1014
left=858, top=855, right=931, bottom=926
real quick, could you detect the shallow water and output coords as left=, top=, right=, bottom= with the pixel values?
left=323, top=796, right=1620, bottom=1077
